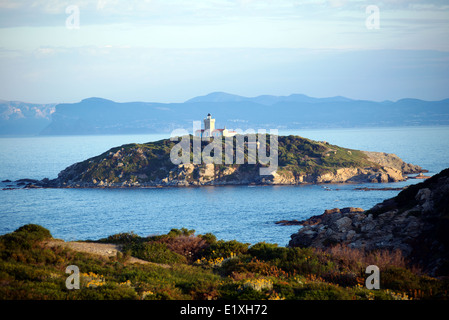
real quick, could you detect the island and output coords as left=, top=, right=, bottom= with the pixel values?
left=14, top=134, right=426, bottom=188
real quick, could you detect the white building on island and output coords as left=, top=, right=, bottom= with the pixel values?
left=195, top=113, right=237, bottom=138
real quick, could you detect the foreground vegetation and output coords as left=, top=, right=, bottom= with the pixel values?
left=1, top=224, right=448, bottom=300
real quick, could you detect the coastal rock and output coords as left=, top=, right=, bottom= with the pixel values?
left=362, top=151, right=426, bottom=174
left=288, top=168, right=449, bottom=276
left=310, top=167, right=406, bottom=184
left=279, top=207, right=364, bottom=227
left=270, top=171, right=296, bottom=184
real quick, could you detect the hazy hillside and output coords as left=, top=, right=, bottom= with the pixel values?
left=2, top=93, right=449, bottom=135
left=0, top=100, right=56, bottom=135
left=185, top=92, right=355, bottom=105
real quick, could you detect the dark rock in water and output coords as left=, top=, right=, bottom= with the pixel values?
left=276, top=207, right=364, bottom=226
left=354, top=187, right=405, bottom=191
left=16, top=179, right=41, bottom=184
left=24, top=184, right=41, bottom=189
left=10, top=179, right=48, bottom=189
left=292, top=207, right=365, bottom=227
left=2, top=179, right=12, bottom=183
left=275, top=219, right=303, bottom=226
left=288, top=168, right=449, bottom=276
left=408, top=173, right=431, bottom=179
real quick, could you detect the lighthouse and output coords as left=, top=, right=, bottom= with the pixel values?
left=195, top=114, right=236, bottom=138
left=204, top=113, right=215, bottom=136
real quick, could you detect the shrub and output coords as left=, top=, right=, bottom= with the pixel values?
left=248, top=242, right=287, bottom=261
left=242, top=278, right=273, bottom=292
left=156, top=235, right=208, bottom=262
left=1, top=224, right=52, bottom=250
left=381, top=266, right=422, bottom=292
left=320, top=244, right=407, bottom=274
left=0, top=224, right=55, bottom=264
left=99, top=232, right=142, bottom=244
left=14, top=224, right=52, bottom=241
left=273, top=247, right=322, bottom=275
left=167, top=228, right=196, bottom=237
left=125, top=242, right=186, bottom=264
left=198, top=233, right=217, bottom=245
left=222, top=256, right=287, bottom=278
left=220, top=283, right=268, bottom=300
left=295, top=282, right=353, bottom=300
left=202, top=240, right=249, bottom=260
left=321, top=271, right=359, bottom=287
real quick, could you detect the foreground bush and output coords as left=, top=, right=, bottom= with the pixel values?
left=0, top=225, right=448, bottom=300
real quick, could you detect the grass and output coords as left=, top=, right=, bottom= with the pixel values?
left=1, top=224, right=448, bottom=300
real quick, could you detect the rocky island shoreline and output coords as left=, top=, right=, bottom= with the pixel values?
left=3, top=134, right=427, bottom=189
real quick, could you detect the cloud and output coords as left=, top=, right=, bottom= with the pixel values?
left=1, top=3, right=448, bottom=53
left=35, top=47, right=56, bottom=56
left=0, top=0, right=447, bottom=29
left=327, top=0, right=348, bottom=8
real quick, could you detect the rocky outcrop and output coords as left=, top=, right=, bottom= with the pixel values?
left=276, top=207, right=365, bottom=226
left=362, top=151, right=425, bottom=174
left=288, top=168, right=449, bottom=276
left=303, top=167, right=406, bottom=184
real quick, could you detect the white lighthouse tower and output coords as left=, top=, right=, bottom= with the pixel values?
left=195, top=113, right=236, bottom=138
left=203, top=113, right=215, bottom=137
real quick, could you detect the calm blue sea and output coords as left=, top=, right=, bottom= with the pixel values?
left=1, top=126, right=449, bottom=246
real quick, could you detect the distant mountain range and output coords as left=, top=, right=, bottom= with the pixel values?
left=1, top=92, right=449, bottom=135
left=185, top=92, right=355, bottom=105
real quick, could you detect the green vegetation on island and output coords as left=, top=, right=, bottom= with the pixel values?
left=42, top=134, right=423, bottom=188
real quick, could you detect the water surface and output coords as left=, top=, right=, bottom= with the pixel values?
left=1, top=126, right=448, bottom=245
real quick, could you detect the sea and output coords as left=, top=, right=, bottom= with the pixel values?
left=1, top=126, right=449, bottom=246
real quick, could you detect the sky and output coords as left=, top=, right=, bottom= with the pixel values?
left=0, top=0, right=448, bottom=103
